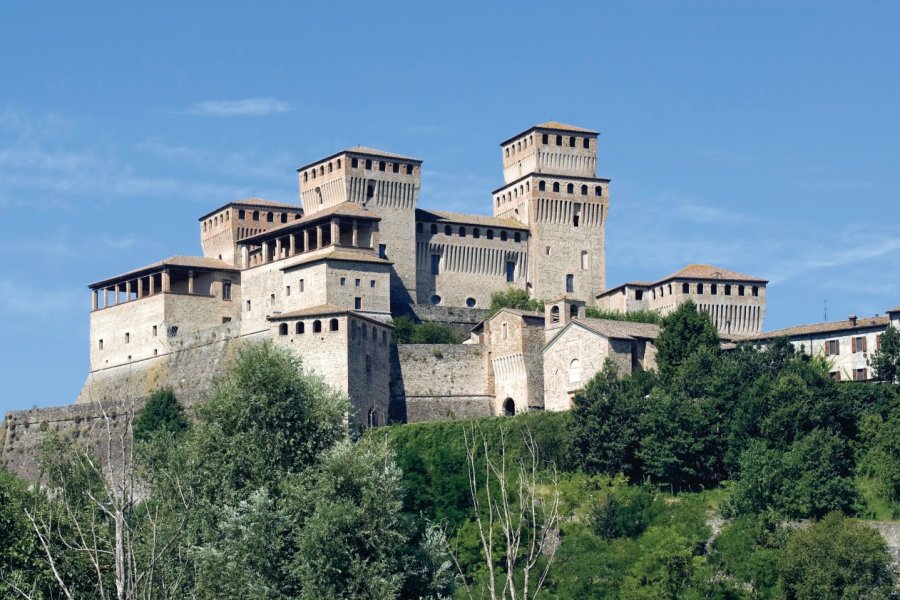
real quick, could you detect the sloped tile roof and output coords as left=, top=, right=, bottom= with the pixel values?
left=199, top=197, right=302, bottom=221
left=660, top=264, right=767, bottom=283
left=578, top=318, right=661, bottom=340
left=89, top=256, right=237, bottom=288
left=535, top=121, right=598, bottom=134
left=238, top=201, right=380, bottom=242
left=280, top=247, right=392, bottom=268
left=746, top=316, right=889, bottom=341
left=888, top=305, right=900, bottom=314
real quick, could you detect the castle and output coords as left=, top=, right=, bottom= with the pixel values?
left=75, top=121, right=771, bottom=426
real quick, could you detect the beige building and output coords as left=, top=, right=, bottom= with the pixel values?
left=745, top=313, right=892, bottom=382
left=596, top=264, right=767, bottom=336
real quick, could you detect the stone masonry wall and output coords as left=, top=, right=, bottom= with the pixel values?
left=390, top=344, right=492, bottom=423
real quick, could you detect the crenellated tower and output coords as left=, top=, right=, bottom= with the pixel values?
left=298, top=148, right=421, bottom=308
left=492, top=122, right=609, bottom=303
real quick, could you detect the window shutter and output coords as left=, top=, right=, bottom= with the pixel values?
left=862, top=336, right=868, bottom=352
left=823, top=341, right=829, bottom=356
left=836, top=339, right=840, bottom=354
left=877, top=334, right=881, bottom=350
left=851, top=337, right=856, bottom=353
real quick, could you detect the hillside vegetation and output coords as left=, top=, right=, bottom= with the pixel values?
left=1, top=302, right=898, bottom=599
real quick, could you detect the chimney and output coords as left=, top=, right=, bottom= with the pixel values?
left=849, top=315, right=857, bottom=326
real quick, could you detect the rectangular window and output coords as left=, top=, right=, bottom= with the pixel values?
left=505, top=261, right=515, bottom=283
left=354, top=297, right=362, bottom=310
left=711, top=284, right=718, bottom=295
left=635, top=290, right=644, bottom=300
left=829, top=371, right=841, bottom=381
left=152, top=325, right=157, bottom=337
left=125, top=332, right=130, bottom=344
left=246, top=300, right=251, bottom=311
left=340, top=277, right=346, bottom=286
left=286, top=285, right=291, bottom=296
left=379, top=244, right=387, bottom=259
left=299, top=279, right=304, bottom=292
left=854, top=368, right=868, bottom=381
left=824, top=339, right=840, bottom=356
left=222, top=317, right=232, bottom=323
left=566, top=274, right=574, bottom=293
left=99, top=339, right=103, bottom=350
left=370, top=280, right=376, bottom=288
left=573, top=203, right=581, bottom=227
left=431, top=254, right=441, bottom=275
left=355, top=279, right=361, bottom=287
left=851, top=336, right=867, bottom=353
left=222, top=279, right=232, bottom=300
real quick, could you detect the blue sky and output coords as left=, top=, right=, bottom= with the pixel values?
left=1, top=1, right=898, bottom=413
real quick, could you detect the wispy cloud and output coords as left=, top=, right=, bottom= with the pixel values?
left=0, top=278, right=83, bottom=317
left=182, top=97, right=291, bottom=117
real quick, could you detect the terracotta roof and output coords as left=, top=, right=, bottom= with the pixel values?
left=535, top=121, right=598, bottom=134
left=746, top=316, right=889, bottom=341
left=239, top=202, right=380, bottom=242
left=888, top=305, right=900, bottom=314
left=660, top=264, right=767, bottom=284
left=297, top=147, right=422, bottom=171
left=89, top=256, right=237, bottom=288
left=500, top=121, right=599, bottom=145
left=198, top=198, right=302, bottom=221
left=416, top=208, right=529, bottom=231
left=596, top=282, right=653, bottom=298
left=279, top=247, right=392, bottom=268
left=578, top=318, right=661, bottom=340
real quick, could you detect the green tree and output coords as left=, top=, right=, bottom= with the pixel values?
left=584, top=307, right=662, bottom=325
left=779, top=512, right=896, bottom=599
left=654, top=301, right=720, bottom=381
left=872, top=326, right=900, bottom=383
left=133, top=388, right=188, bottom=443
left=569, top=361, right=652, bottom=478
left=857, top=409, right=900, bottom=514
left=391, top=316, right=460, bottom=344
left=488, top=287, right=543, bottom=317
left=620, top=526, right=696, bottom=600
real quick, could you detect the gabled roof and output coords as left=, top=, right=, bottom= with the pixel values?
left=745, top=316, right=889, bottom=341
left=500, top=121, right=599, bottom=146
left=542, top=317, right=660, bottom=354
left=198, top=198, right=302, bottom=221
left=888, top=305, right=900, bottom=314
left=297, top=147, right=422, bottom=172
left=415, top=208, right=529, bottom=231
left=239, top=202, right=380, bottom=243
left=89, top=256, right=237, bottom=289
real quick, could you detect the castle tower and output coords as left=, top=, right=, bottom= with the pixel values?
left=298, top=148, right=422, bottom=309
left=199, top=198, right=304, bottom=266
left=544, top=296, right=586, bottom=341
left=492, top=122, right=609, bottom=303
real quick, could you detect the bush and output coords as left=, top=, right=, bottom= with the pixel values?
left=584, top=307, right=662, bottom=325
left=488, top=287, right=543, bottom=317
left=780, top=512, right=895, bottom=599
left=134, top=388, right=188, bottom=443
left=391, top=316, right=460, bottom=344
left=591, top=484, right=653, bottom=540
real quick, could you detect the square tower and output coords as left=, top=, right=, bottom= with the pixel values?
left=493, top=123, right=609, bottom=303
left=298, top=148, right=422, bottom=309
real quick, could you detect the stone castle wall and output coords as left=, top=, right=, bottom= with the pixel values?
left=389, top=344, right=492, bottom=423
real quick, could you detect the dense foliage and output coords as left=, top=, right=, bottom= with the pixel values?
left=584, top=307, right=663, bottom=325
left=391, top=315, right=461, bottom=344
left=488, top=287, right=544, bottom=317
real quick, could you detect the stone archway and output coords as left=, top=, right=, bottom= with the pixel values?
left=503, top=398, right=516, bottom=416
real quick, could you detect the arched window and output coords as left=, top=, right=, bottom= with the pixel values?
left=514, top=232, right=521, bottom=242
left=313, top=320, right=322, bottom=333
left=366, top=182, right=375, bottom=200
left=552, top=182, right=560, bottom=193
left=569, top=136, right=576, bottom=147
left=280, top=213, right=287, bottom=223
left=238, top=209, right=245, bottom=220
left=319, top=166, right=324, bottom=176
left=566, top=274, right=574, bottom=293
left=555, top=135, right=562, bottom=146
left=203, top=222, right=207, bottom=232
left=583, top=138, right=590, bottom=148
left=266, top=212, right=273, bottom=223
left=711, top=284, right=718, bottom=295
left=738, top=285, right=745, bottom=296
left=752, top=286, right=759, bottom=297
left=539, top=180, right=546, bottom=191
left=252, top=211, right=260, bottom=221
left=541, top=133, right=549, bottom=144
left=501, top=231, right=508, bottom=241
left=296, top=322, right=304, bottom=334
left=569, top=358, right=582, bottom=384
left=303, top=172, right=308, bottom=182
left=683, top=283, right=690, bottom=294
left=473, top=228, right=480, bottom=239
left=486, top=229, right=494, bottom=240
left=329, top=318, right=339, bottom=331
left=581, top=250, right=589, bottom=270
left=336, top=159, right=342, bottom=168
left=595, top=186, right=602, bottom=196
left=430, top=224, right=438, bottom=234
left=327, top=162, right=333, bottom=173
left=351, top=157, right=358, bottom=168
left=570, top=304, right=579, bottom=319
left=503, top=398, right=516, bottom=416
left=311, top=169, right=316, bottom=179
left=551, top=306, right=560, bottom=324
left=581, top=185, right=588, bottom=195
left=416, top=222, right=423, bottom=233
left=698, top=283, right=704, bottom=294
left=724, top=284, right=731, bottom=296
left=567, top=183, right=574, bottom=194
left=445, top=225, right=452, bottom=235
left=278, top=323, right=288, bottom=336
left=378, top=161, right=385, bottom=172
left=458, top=226, right=466, bottom=237
left=365, top=159, right=372, bottom=170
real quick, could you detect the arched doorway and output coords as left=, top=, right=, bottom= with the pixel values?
left=503, top=398, right=516, bottom=416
